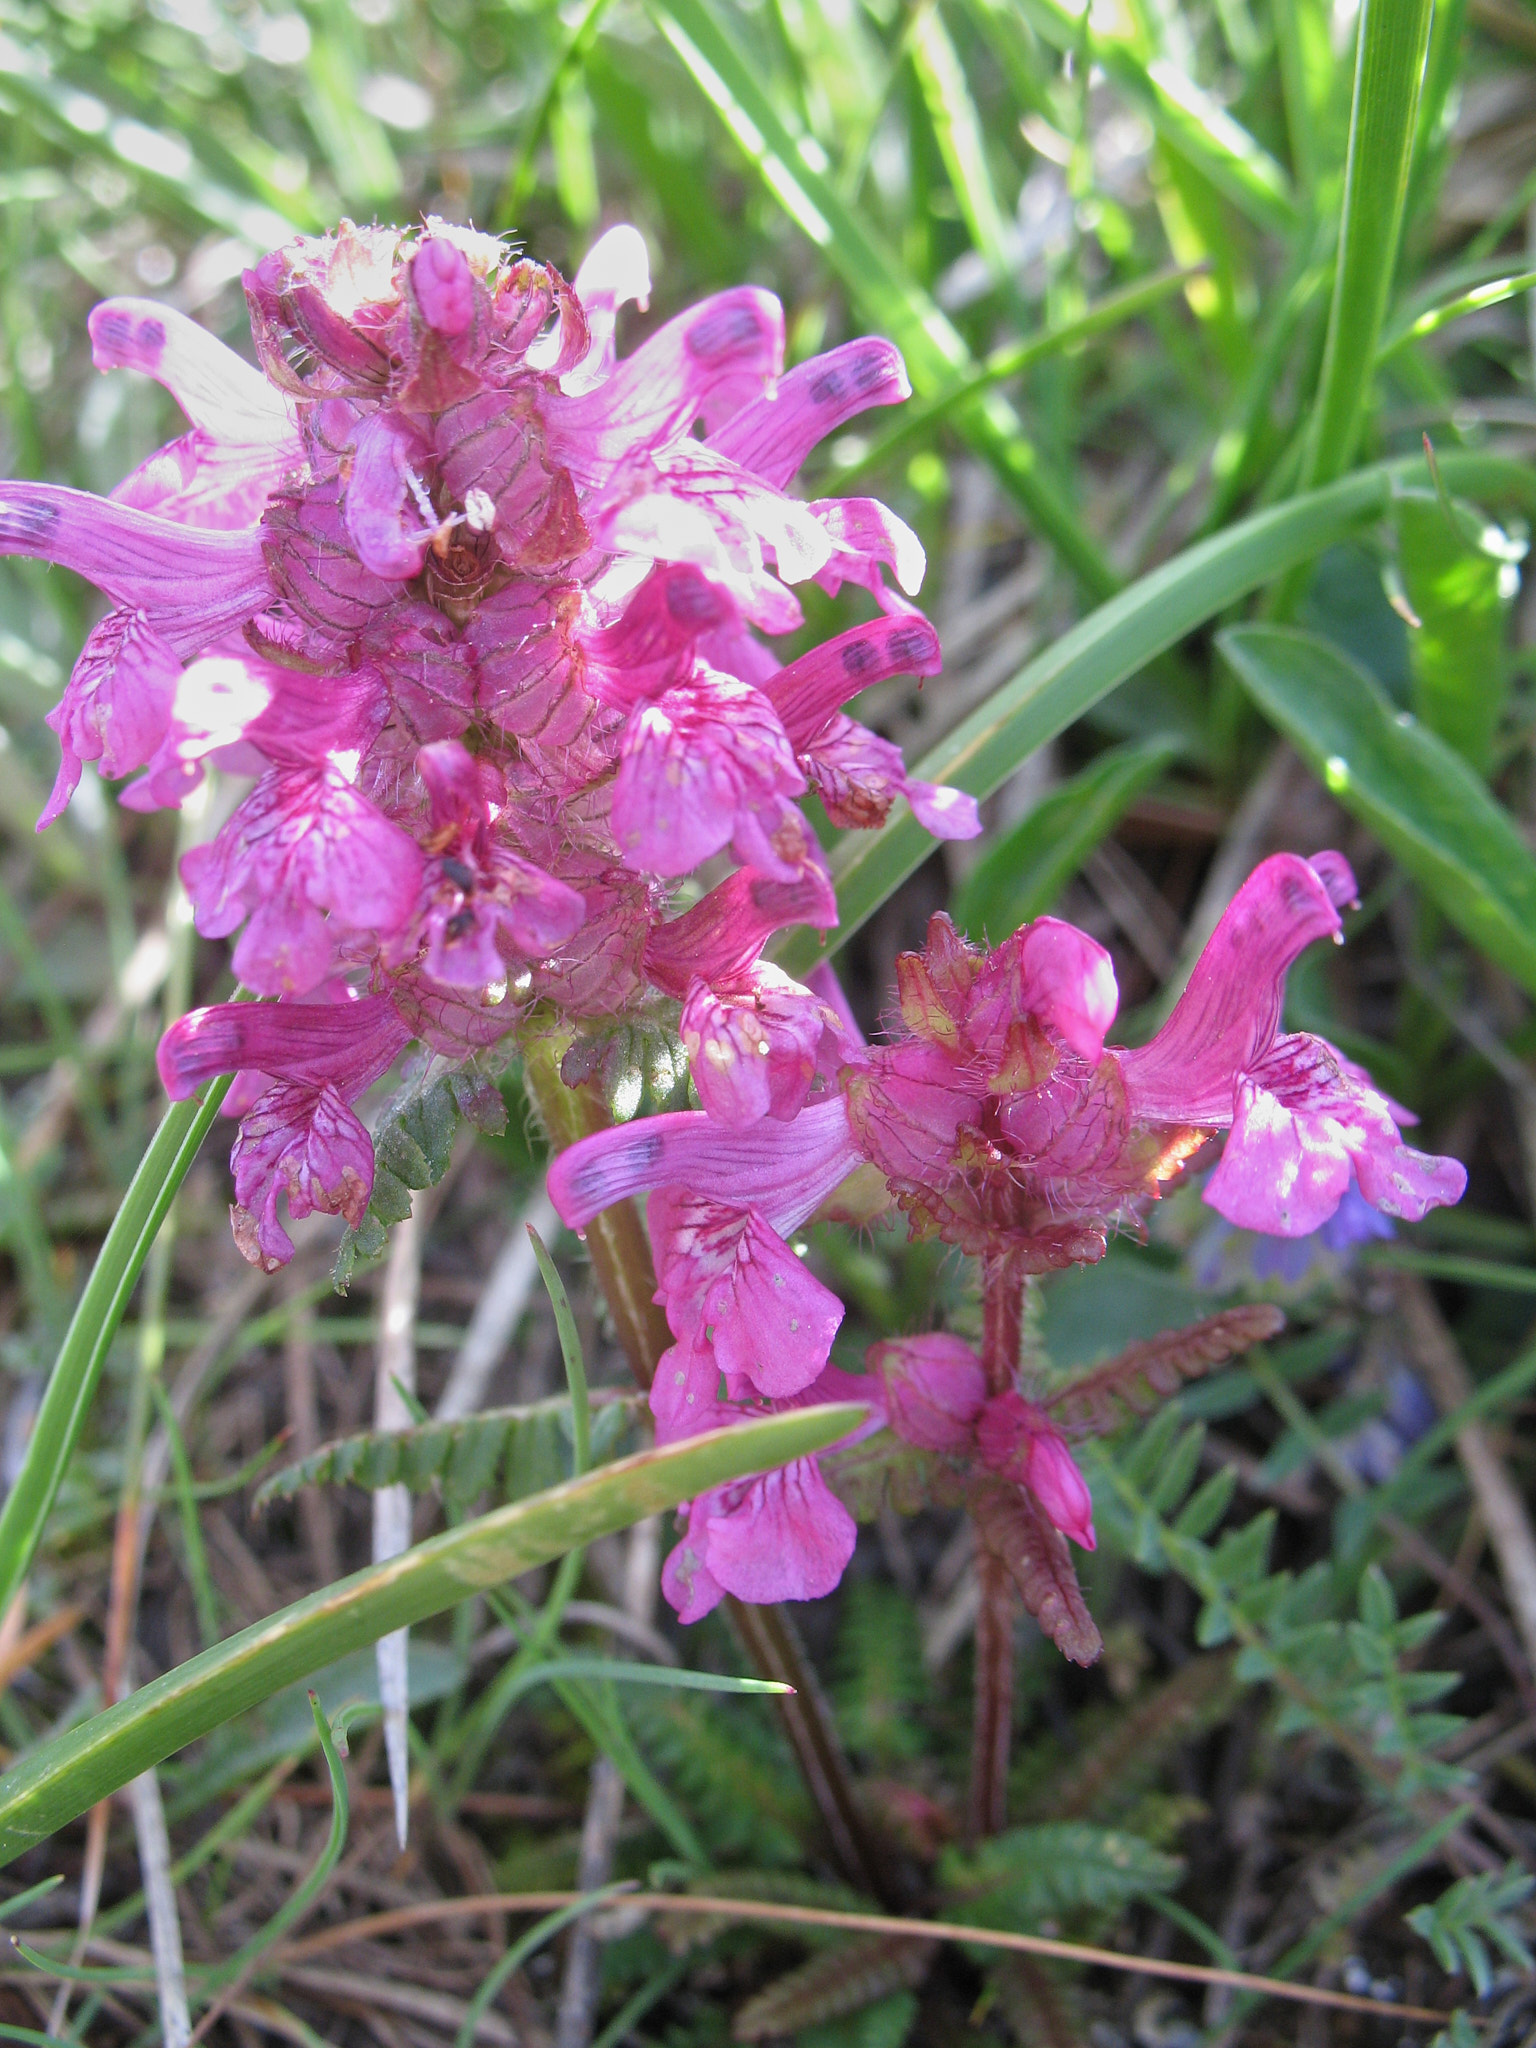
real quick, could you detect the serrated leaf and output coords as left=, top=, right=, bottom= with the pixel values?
left=733, top=1935, right=935, bottom=2040
left=940, top=1821, right=1183, bottom=1927
left=254, top=1394, right=643, bottom=1511
left=367, top=1166, right=413, bottom=1228
left=1172, top=1466, right=1238, bottom=1541
left=1220, top=623, right=1536, bottom=996
left=1046, top=1305, right=1285, bottom=1441
left=969, top=1478, right=1102, bottom=1666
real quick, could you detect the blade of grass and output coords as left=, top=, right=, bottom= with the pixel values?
left=908, top=6, right=1015, bottom=293
left=0, top=1073, right=233, bottom=1628
left=830, top=263, right=1202, bottom=489
left=1298, top=0, right=1435, bottom=487
left=453, top=1885, right=632, bottom=2048
left=775, top=448, right=1536, bottom=980
left=649, top=0, right=1119, bottom=599
left=1219, top=624, right=1536, bottom=996
left=0, top=1404, right=864, bottom=1863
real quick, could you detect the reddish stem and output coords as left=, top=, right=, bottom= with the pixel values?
left=969, top=1257, right=1024, bottom=1841
left=522, top=1030, right=895, bottom=1900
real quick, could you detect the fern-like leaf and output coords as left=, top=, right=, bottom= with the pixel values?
left=1407, top=1863, right=1535, bottom=1997
left=733, top=1936, right=936, bottom=2040
left=1044, top=1304, right=1285, bottom=1439
left=970, top=1478, right=1102, bottom=1667
left=940, top=1821, right=1182, bottom=1926
left=1048, top=1651, right=1239, bottom=1821
left=253, top=1391, right=641, bottom=1509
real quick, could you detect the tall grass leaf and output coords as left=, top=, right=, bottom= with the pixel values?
left=1300, top=0, right=1435, bottom=487
left=0, top=1404, right=865, bottom=1863
left=952, top=736, right=1180, bottom=942
left=1393, top=488, right=1517, bottom=771
left=775, top=465, right=1399, bottom=979
left=0, top=1076, right=233, bottom=1627
left=908, top=7, right=1015, bottom=289
left=1219, top=623, right=1536, bottom=996
left=1008, top=0, right=1298, bottom=234
left=648, top=0, right=1118, bottom=599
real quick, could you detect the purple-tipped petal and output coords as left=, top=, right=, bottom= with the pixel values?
left=547, top=1095, right=861, bottom=1236
left=89, top=298, right=295, bottom=444
left=1121, top=853, right=1348, bottom=1125
left=709, top=337, right=911, bottom=489
left=0, top=487, right=271, bottom=653
left=645, top=866, right=837, bottom=1000
left=767, top=614, right=941, bottom=748
left=158, top=991, right=409, bottom=1099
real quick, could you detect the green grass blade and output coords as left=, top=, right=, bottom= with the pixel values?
left=0, top=1404, right=865, bottom=1864
left=0, top=1076, right=232, bottom=1625
left=951, top=736, right=1180, bottom=941
left=648, top=0, right=1118, bottom=599
left=908, top=6, right=1015, bottom=289
left=1300, top=0, right=1435, bottom=486
left=201, top=1692, right=350, bottom=1996
left=453, top=1885, right=631, bottom=2048
left=1006, top=0, right=1298, bottom=235
left=832, top=264, right=1201, bottom=489
left=528, top=1226, right=590, bottom=1479
left=1219, top=624, right=1536, bottom=996
left=775, top=465, right=1398, bottom=978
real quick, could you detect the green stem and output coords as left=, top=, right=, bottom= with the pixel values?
left=0, top=1075, right=232, bottom=1625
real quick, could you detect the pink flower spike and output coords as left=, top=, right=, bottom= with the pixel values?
left=412, top=237, right=475, bottom=337
left=547, top=1095, right=861, bottom=1237
left=869, top=1333, right=986, bottom=1451
left=978, top=1392, right=1097, bottom=1551
left=229, top=1080, right=374, bottom=1271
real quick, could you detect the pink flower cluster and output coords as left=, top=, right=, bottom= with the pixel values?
left=548, top=850, right=1466, bottom=1624
left=0, top=221, right=977, bottom=1267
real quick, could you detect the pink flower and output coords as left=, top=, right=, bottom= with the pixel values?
left=181, top=765, right=424, bottom=996
left=662, top=1448, right=858, bottom=1622
left=160, top=991, right=410, bottom=1269
left=977, top=1391, right=1097, bottom=1551
left=869, top=1333, right=987, bottom=1452
left=2, top=220, right=1013, bottom=1266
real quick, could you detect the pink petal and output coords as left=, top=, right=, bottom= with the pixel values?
left=1018, top=918, right=1120, bottom=1064
left=702, top=1458, right=857, bottom=1606
left=767, top=615, right=941, bottom=748
left=645, top=866, right=837, bottom=999
left=158, top=991, right=408, bottom=1100
left=412, top=238, right=475, bottom=337
left=702, top=1208, right=844, bottom=1398
left=229, top=1080, right=374, bottom=1271
left=88, top=298, right=295, bottom=445
left=344, top=413, right=436, bottom=580
left=547, top=1096, right=861, bottom=1236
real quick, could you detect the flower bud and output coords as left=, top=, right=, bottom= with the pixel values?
left=869, top=1333, right=986, bottom=1451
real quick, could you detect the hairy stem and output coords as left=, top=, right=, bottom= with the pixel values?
left=970, top=1258, right=1025, bottom=1840
left=521, top=1033, right=894, bottom=1898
